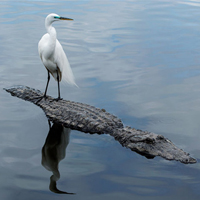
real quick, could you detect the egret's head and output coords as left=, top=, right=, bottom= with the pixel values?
left=45, top=13, right=73, bottom=27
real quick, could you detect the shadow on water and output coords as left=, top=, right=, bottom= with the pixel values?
left=41, top=121, right=75, bottom=194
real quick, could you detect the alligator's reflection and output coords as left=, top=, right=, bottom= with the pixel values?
left=42, top=121, right=74, bottom=194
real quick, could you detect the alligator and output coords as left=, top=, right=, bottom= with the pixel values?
left=4, top=85, right=196, bottom=164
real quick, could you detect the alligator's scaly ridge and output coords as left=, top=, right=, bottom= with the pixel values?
left=4, top=86, right=196, bottom=164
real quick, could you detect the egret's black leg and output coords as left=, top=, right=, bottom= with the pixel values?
left=55, top=69, right=62, bottom=101
left=30, top=70, right=51, bottom=103
left=44, top=71, right=51, bottom=98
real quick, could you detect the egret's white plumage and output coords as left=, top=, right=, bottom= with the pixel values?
left=38, top=13, right=77, bottom=100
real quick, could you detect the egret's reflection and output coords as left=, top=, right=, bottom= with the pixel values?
left=42, top=121, right=74, bottom=194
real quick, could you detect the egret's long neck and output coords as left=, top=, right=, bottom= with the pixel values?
left=45, top=21, right=57, bottom=41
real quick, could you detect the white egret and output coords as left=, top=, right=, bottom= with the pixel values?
left=38, top=13, right=77, bottom=101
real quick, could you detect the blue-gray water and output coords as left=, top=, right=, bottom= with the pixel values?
left=1, top=0, right=200, bottom=199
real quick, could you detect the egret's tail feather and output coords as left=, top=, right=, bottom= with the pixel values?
left=62, top=65, right=78, bottom=87
left=55, top=39, right=78, bottom=87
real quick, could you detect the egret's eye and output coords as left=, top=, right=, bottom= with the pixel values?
left=54, top=16, right=60, bottom=19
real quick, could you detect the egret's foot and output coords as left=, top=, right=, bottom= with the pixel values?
left=30, top=95, right=47, bottom=103
left=50, top=97, right=63, bottom=102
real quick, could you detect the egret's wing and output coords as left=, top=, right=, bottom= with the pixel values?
left=38, top=33, right=49, bottom=60
left=54, top=40, right=77, bottom=86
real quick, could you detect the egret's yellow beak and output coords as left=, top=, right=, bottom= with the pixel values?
left=60, top=17, right=73, bottom=21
